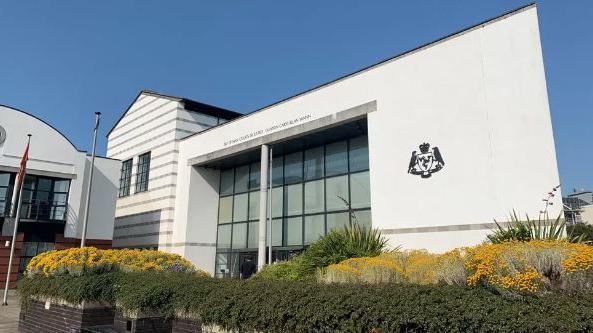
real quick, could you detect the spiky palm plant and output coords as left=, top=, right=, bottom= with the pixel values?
left=301, top=224, right=389, bottom=272
left=488, top=210, right=586, bottom=244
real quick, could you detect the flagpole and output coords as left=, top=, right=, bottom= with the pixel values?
left=2, top=134, right=31, bottom=306
left=268, top=148, right=273, bottom=265
left=81, top=112, right=101, bottom=247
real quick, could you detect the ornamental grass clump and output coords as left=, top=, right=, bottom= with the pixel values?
left=25, top=247, right=208, bottom=277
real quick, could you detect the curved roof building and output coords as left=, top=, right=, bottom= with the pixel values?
left=0, top=105, right=120, bottom=287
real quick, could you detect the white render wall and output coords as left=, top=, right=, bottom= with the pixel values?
left=172, top=5, right=561, bottom=272
left=107, top=92, right=223, bottom=249
left=0, top=105, right=119, bottom=240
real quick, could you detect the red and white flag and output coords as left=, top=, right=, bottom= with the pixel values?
left=16, top=142, right=29, bottom=187
left=9, top=140, right=29, bottom=217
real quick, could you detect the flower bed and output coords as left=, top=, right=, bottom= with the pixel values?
left=25, top=247, right=207, bottom=277
left=320, top=240, right=593, bottom=294
left=19, top=247, right=209, bottom=333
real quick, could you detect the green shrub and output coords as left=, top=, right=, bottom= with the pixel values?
left=254, top=257, right=312, bottom=281
left=19, top=271, right=593, bottom=332
left=18, top=272, right=119, bottom=306
left=567, top=222, right=593, bottom=243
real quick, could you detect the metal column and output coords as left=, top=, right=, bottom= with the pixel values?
left=258, top=145, right=269, bottom=270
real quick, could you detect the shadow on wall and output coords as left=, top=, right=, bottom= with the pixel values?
left=64, top=165, right=118, bottom=240
left=64, top=204, right=78, bottom=237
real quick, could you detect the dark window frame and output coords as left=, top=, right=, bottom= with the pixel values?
left=119, top=159, right=133, bottom=197
left=135, top=152, right=151, bottom=193
left=0, top=172, right=15, bottom=217
left=19, top=174, right=71, bottom=222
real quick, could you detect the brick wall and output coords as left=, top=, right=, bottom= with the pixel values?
left=0, top=233, right=24, bottom=289
left=54, top=234, right=112, bottom=250
left=19, top=299, right=115, bottom=333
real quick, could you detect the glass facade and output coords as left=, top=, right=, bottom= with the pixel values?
left=215, top=135, right=371, bottom=277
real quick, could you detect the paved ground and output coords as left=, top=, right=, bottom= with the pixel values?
left=0, top=291, right=20, bottom=332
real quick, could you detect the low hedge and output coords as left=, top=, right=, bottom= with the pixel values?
left=19, top=271, right=593, bottom=332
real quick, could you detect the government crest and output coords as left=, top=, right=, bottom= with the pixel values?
left=0, top=125, right=5, bottom=145
left=408, top=142, right=444, bottom=178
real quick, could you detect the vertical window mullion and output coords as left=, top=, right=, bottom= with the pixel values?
left=347, top=139, right=352, bottom=226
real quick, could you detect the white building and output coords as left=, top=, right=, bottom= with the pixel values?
left=108, top=4, right=562, bottom=276
left=0, top=105, right=120, bottom=282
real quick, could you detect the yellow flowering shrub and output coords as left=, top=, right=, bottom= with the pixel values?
left=319, top=240, right=593, bottom=293
left=465, top=240, right=566, bottom=293
left=560, top=242, right=593, bottom=291
left=26, top=247, right=209, bottom=277
left=398, top=250, right=440, bottom=284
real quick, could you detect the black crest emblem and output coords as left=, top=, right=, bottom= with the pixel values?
left=408, top=143, right=444, bottom=178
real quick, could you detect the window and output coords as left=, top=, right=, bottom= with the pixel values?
left=51, top=180, right=69, bottom=220
left=304, top=214, right=325, bottom=244
left=304, top=147, right=324, bottom=180
left=248, top=221, right=259, bottom=248
left=349, top=136, right=369, bottom=172
left=234, top=165, right=249, bottom=193
left=248, top=191, right=259, bottom=220
left=327, top=212, right=350, bottom=232
left=286, top=217, right=303, bottom=246
left=232, top=223, right=247, bottom=249
left=284, top=184, right=302, bottom=216
left=220, top=169, right=234, bottom=195
left=18, top=242, right=54, bottom=274
left=304, top=180, right=324, bottom=214
left=0, top=172, right=13, bottom=217
left=271, top=218, right=283, bottom=246
left=18, top=175, right=70, bottom=222
left=325, top=141, right=348, bottom=176
left=284, top=152, right=303, bottom=184
left=217, top=225, right=232, bottom=249
left=118, top=159, right=132, bottom=197
left=218, top=196, right=233, bottom=223
left=350, top=171, right=371, bottom=209
left=271, top=187, right=283, bottom=218
left=326, top=175, right=349, bottom=211
left=353, top=209, right=372, bottom=229
left=249, top=162, right=261, bottom=190
left=135, top=152, right=151, bottom=193
left=271, top=157, right=283, bottom=186
left=233, top=193, right=248, bottom=222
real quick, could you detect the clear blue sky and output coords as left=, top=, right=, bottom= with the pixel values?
left=0, top=1, right=591, bottom=193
